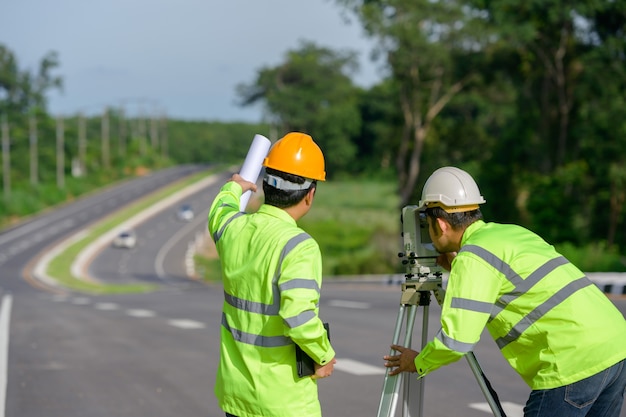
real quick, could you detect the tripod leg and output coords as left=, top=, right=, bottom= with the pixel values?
left=377, top=304, right=418, bottom=417
left=403, top=302, right=429, bottom=417
left=402, top=305, right=419, bottom=417
left=401, top=300, right=430, bottom=417
left=465, top=353, right=507, bottom=417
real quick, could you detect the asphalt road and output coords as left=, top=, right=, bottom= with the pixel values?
left=5, top=282, right=623, bottom=417
left=1, top=167, right=625, bottom=417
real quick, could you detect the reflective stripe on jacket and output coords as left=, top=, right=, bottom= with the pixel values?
left=208, top=181, right=335, bottom=417
left=414, top=220, right=626, bottom=390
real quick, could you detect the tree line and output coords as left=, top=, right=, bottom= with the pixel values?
left=1, top=0, right=625, bottom=260
left=237, top=0, right=626, bottom=254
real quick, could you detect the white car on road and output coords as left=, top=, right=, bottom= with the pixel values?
left=177, top=204, right=194, bottom=221
left=112, top=230, right=137, bottom=249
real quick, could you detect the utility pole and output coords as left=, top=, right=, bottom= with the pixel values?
left=29, top=115, right=38, bottom=186
left=138, top=110, right=147, bottom=157
left=118, top=108, right=126, bottom=157
left=78, top=113, right=87, bottom=176
left=160, top=114, right=168, bottom=159
left=150, top=115, right=158, bottom=151
left=56, top=116, right=65, bottom=189
left=1, top=115, right=10, bottom=200
left=101, top=110, right=110, bottom=169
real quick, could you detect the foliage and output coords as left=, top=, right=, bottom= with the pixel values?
left=555, top=241, right=626, bottom=273
left=166, top=120, right=270, bottom=165
left=353, top=80, right=403, bottom=177
left=0, top=43, right=62, bottom=118
left=335, top=0, right=493, bottom=206
left=0, top=108, right=273, bottom=226
left=0, top=109, right=174, bottom=226
left=467, top=0, right=626, bottom=250
left=299, top=180, right=401, bottom=275
left=236, top=41, right=362, bottom=176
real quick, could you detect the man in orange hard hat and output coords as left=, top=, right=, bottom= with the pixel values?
left=209, top=132, right=336, bottom=417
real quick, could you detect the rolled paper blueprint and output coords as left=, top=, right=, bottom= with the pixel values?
left=239, top=134, right=271, bottom=211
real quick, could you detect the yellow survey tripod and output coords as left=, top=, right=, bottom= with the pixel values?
left=376, top=206, right=507, bottom=417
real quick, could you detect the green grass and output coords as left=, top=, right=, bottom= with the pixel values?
left=298, top=180, right=401, bottom=276
left=194, top=255, right=223, bottom=282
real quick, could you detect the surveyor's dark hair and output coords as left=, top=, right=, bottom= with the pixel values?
left=263, top=167, right=317, bottom=209
left=424, top=206, right=483, bottom=230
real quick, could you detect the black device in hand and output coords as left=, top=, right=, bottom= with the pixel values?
left=295, top=322, right=330, bottom=378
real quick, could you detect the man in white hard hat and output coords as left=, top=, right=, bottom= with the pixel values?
left=383, top=166, right=626, bottom=417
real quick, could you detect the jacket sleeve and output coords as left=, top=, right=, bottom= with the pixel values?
left=414, top=253, right=502, bottom=377
left=278, top=237, right=335, bottom=366
left=208, top=181, right=242, bottom=238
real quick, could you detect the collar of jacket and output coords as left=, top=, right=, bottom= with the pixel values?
left=460, top=219, right=485, bottom=246
left=257, top=204, right=298, bottom=226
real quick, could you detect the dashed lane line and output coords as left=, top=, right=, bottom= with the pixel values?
left=334, top=358, right=386, bottom=376
left=94, top=302, right=119, bottom=311
left=168, top=319, right=206, bottom=329
left=71, top=297, right=91, bottom=305
left=126, top=309, right=157, bottom=318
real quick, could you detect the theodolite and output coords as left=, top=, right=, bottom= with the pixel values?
left=376, top=205, right=507, bottom=417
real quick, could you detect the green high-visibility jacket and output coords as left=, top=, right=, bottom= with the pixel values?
left=208, top=181, right=335, bottom=417
left=414, top=220, right=626, bottom=390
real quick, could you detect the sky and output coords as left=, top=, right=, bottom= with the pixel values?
left=0, top=0, right=382, bottom=122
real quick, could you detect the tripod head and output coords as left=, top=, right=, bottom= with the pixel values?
left=399, top=205, right=443, bottom=280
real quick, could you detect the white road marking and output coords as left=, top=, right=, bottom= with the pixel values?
left=1, top=295, right=13, bottom=417
left=469, top=401, right=524, bottom=416
left=168, top=319, right=206, bottom=329
left=126, top=309, right=156, bottom=318
left=334, top=358, right=386, bottom=375
left=38, top=361, right=67, bottom=370
left=327, top=299, right=371, bottom=309
left=94, top=303, right=119, bottom=311
left=71, top=297, right=91, bottom=305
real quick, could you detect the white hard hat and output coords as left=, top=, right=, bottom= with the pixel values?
left=417, top=167, right=486, bottom=213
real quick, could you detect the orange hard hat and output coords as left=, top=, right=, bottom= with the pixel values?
left=262, top=132, right=326, bottom=181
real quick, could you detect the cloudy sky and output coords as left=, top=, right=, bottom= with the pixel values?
left=1, top=0, right=382, bottom=122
